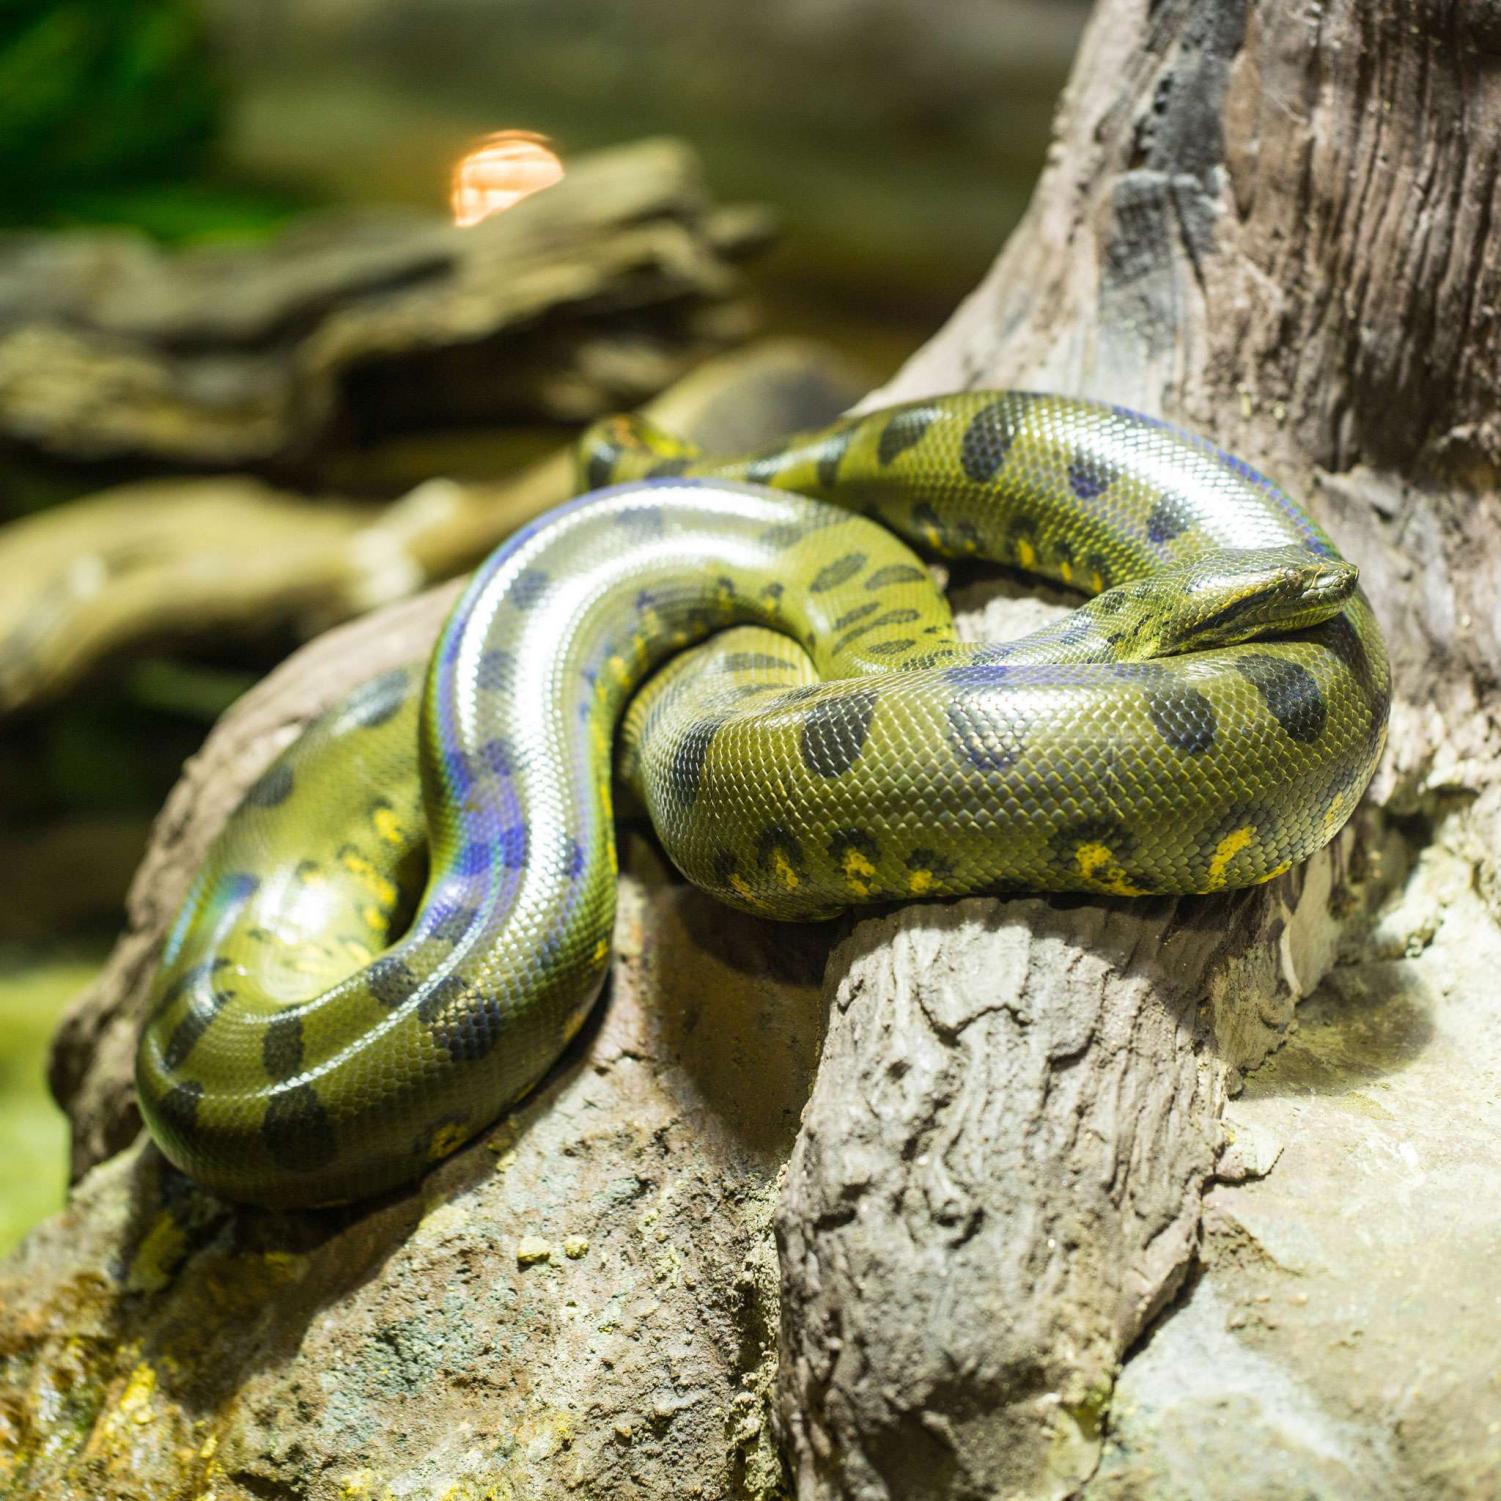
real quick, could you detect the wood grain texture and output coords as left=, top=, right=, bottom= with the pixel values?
left=776, top=1, right=1497, bottom=1493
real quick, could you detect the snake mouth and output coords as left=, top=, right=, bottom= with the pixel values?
left=1301, top=558, right=1359, bottom=605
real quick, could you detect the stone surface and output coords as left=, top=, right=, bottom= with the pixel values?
left=1092, top=840, right=1501, bottom=1500
left=0, top=136, right=766, bottom=470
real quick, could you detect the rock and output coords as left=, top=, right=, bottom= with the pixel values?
left=0, top=137, right=769, bottom=470
left=7, top=0, right=1500, bottom=1494
left=1092, top=842, right=1501, bottom=1500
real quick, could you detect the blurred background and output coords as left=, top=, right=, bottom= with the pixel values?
left=0, top=0, right=1088, bottom=1247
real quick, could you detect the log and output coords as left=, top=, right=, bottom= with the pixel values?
left=0, top=338, right=865, bottom=715
left=3, top=3, right=1497, bottom=1497
left=778, top=2, right=1500, bottom=1495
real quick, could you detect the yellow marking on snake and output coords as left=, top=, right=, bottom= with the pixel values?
left=1074, top=842, right=1148, bottom=898
left=1206, top=825, right=1256, bottom=890
left=842, top=849, right=877, bottom=896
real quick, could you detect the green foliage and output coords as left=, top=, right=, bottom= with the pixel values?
left=0, top=0, right=298, bottom=239
left=0, top=0, right=219, bottom=212
left=0, top=950, right=96, bottom=1254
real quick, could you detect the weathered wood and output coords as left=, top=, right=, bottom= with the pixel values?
left=0, top=338, right=860, bottom=716
left=774, top=2, right=1500, bottom=1495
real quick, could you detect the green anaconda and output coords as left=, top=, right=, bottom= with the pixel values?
left=136, top=392, right=1390, bottom=1205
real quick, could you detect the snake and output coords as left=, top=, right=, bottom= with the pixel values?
left=135, top=392, right=1389, bottom=1206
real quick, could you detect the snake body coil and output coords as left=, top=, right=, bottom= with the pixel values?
left=137, top=393, right=1389, bottom=1205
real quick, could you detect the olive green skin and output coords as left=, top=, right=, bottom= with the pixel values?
left=136, top=393, right=1389, bottom=1205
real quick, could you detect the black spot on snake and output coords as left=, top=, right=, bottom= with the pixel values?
left=584, top=445, right=615, bottom=492
left=759, top=524, right=802, bottom=551
left=944, top=662, right=1011, bottom=689
left=1048, top=818, right=1139, bottom=874
left=262, top=1014, right=304, bottom=1081
left=831, top=607, right=920, bottom=656
left=811, top=552, right=867, bottom=592
left=1234, top=654, right=1328, bottom=743
left=428, top=906, right=477, bottom=943
left=419, top=975, right=505, bottom=1063
left=510, top=569, right=549, bottom=610
left=912, top=502, right=982, bottom=555
left=865, top=563, right=927, bottom=590
left=1068, top=456, right=1115, bottom=502
left=959, top=399, right=1017, bottom=483
left=1192, top=590, right=1268, bottom=638
left=476, top=650, right=514, bottom=693
left=150, top=958, right=228, bottom=1021
left=877, top=406, right=937, bottom=466
left=755, top=826, right=806, bottom=880
left=479, top=737, right=513, bottom=778
left=867, top=637, right=916, bottom=656
left=565, top=837, right=585, bottom=879
left=219, top=870, right=256, bottom=900
left=1117, top=665, right=1218, bottom=754
left=444, top=749, right=475, bottom=792
left=947, top=697, right=1028, bottom=773
left=163, top=985, right=235, bottom=1071
left=832, top=602, right=880, bottom=631
left=368, top=957, right=417, bottom=1008
left=154, top=1080, right=203, bottom=1141
left=905, top=846, right=955, bottom=882
left=799, top=691, right=879, bottom=777
left=828, top=828, right=881, bottom=866
left=347, top=669, right=412, bottom=729
left=673, top=716, right=728, bottom=803
left=744, top=450, right=786, bottom=486
left=649, top=457, right=691, bottom=478
left=1146, top=494, right=1191, bottom=544
left=815, top=424, right=858, bottom=488
left=244, top=762, right=294, bottom=809
left=499, top=825, right=529, bottom=869
left=1149, top=683, right=1218, bottom=754
left=1312, top=612, right=1378, bottom=700
left=261, top=1084, right=338, bottom=1173
left=723, top=652, right=799, bottom=673
left=711, top=849, right=741, bottom=891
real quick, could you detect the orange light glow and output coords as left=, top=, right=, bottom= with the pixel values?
left=450, top=130, right=564, bottom=227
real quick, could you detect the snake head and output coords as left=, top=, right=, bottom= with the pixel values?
left=1155, top=545, right=1359, bottom=654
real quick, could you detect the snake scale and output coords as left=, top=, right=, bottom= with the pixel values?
left=136, top=393, right=1389, bottom=1205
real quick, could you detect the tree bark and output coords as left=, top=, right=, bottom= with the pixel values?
left=5, top=3, right=1499, bottom=1498
left=776, top=2, right=1500, bottom=1496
